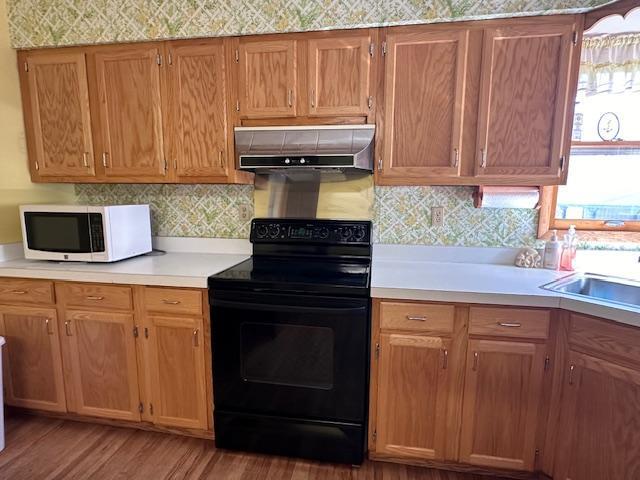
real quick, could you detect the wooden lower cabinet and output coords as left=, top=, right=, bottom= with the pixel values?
left=63, top=309, right=141, bottom=421
left=375, top=333, right=451, bottom=460
left=0, top=306, right=66, bottom=412
left=553, top=351, right=640, bottom=480
left=459, top=339, right=546, bottom=471
left=143, top=315, right=208, bottom=429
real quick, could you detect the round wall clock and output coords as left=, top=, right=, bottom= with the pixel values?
left=597, top=112, right=620, bottom=141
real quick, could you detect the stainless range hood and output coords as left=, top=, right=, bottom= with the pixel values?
left=235, top=125, right=375, bottom=172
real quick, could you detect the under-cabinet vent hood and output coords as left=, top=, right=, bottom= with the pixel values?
left=235, top=125, right=375, bottom=172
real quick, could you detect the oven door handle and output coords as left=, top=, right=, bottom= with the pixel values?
left=212, top=298, right=367, bottom=314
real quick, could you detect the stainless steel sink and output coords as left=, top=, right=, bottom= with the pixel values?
left=542, top=273, right=640, bottom=309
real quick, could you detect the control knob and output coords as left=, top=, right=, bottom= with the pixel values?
left=340, top=227, right=353, bottom=241
left=255, top=224, right=268, bottom=239
left=354, top=226, right=366, bottom=241
left=268, top=224, right=281, bottom=238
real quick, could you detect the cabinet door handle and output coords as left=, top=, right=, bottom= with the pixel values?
left=192, top=329, right=200, bottom=347
left=406, top=315, right=427, bottom=322
left=377, top=158, right=383, bottom=173
left=86, top=296, right=105, bottom=301
left=568, top=364, right=575, bottom=385
left=473, top=351, right=479, bottom=371
left=102, top=152, right=109, bottom=168
left=82, top=152, right=90, bottom=168
left=310, top=88, right=315, bottom=108
left=219, top=150, right=226, bottom=169
left=288, top=89, right=293, bottom=108
left=480, top=148, right=487, bottom=168
left=45, top=318, right=53, bottom=335
left=442, top=349, right=448, bottom=370
left=162, top=300, right=181, bottom=305
left=497, top=322, right=521, bottom=328
left=65, top=320, right=72, bottom=336
left=452, top=148, right=459, bottom=168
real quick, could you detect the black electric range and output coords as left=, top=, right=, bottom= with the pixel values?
left=208, top=218, right=372, bottom=465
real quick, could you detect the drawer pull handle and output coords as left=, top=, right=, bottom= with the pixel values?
left=162, top=300, right=181, bottom=305
left=497, top=322, right=521, bottom=328
left=406, top=315, right=427, bottom=322
left=473, top=351, right=479, bottom=371
left=65, top=320, right=72, bottom=336
left=45, top=318, right=53, bottom=335
left=193, top=329, right=200, bottom=347
left=442, top=349, right=448, bottom=370
left=10, top=290, right=28, bottom=295
left=86, top=296, right=105, bottom=301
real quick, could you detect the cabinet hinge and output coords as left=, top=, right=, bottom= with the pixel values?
left=367, top=96, right=373, bottom=110
left=535, top=448, right=540, bottom=458
left=138, top=402, right=144, bottom=414
left=24, top=61, right=29, bottom=72
left=382, top=42, right=387, bottom=55
left=544, top=356, right=550, bottom=372
left=572, top=31, right=578, bottom=46
left=144, top=327, right=149, bottom=339
left=156, top=53, right=162, bottom=66
left=375, top=342, right=380, bottom=359
left=369, top=43, right=374, bottom=57
left=373, top=429, right=377, bottom=440
left=235, top=49, right=239, bottom=63
left=149, top=403, right=154, bottom=415
left=133, top=326, right=139, bottom=338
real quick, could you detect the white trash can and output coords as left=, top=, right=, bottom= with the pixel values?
left=0, top=336, right=5, bottom=451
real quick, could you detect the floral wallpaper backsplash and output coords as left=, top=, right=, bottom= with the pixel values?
left=7, top=0, right=610, bottom=49
left=76, top=184, right=539, bottom=248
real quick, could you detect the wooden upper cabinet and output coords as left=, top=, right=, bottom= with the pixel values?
left=93, top=45, right=166, bottom=178
left=380, top=29, right=469, bottom=180
left=238, top=39, right=297, bottom=118
left=459, top=339, right=546, bottom=471
left=554, top=351, right=640, bottom=480
left=475, top=20, right=578, bottom=182
left=145, top=315, right=208, bottom=429
left=308, top=34, right=371, bottom=117
left=0, top=306, right=66, bottom=412
left=22, top=52, right=95, bottom=178
left=166, top=40, right=230, bottom=179
left=64, top=309, right=141, bottom=421
left=375, top=333, right=451, bottom=460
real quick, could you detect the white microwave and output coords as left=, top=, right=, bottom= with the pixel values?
left=20, top=205, right=152, bottom=262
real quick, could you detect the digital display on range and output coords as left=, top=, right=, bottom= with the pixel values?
left=289, top=226, right=312, bottom=239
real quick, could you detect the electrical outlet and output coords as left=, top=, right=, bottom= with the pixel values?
left=238, top=205, right=252, bottom=221
left=431, top=207, right=444, bottom=227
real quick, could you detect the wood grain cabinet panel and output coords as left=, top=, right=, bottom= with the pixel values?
left=238, top=39, right=297, bottom=118
left=94, top=45, right=166, bottom=178
left=0, top=278, right=55, bottom=305
left=144, top=315, right=207, bottom=429
left=166, top=40, right=230, bottom=179
left=143, top=287, right=203, bottom=316
left=554, top=351, right=640, bottom=480
left=475, top=21, right=577, bottom=182
left=22, top=52, right=95, bottom=178
left=63, top=310, right=141, bottom=421
left=58, top=283, right=133, bottom=310
left=469, top=307, right=550, bottom=340
left=375, top=333, right=451, bottom=460
left=308, top=35, right=371, bottom=116
left=0, top=307, right=66, bottom=412
left=379, top=301, right=455, bottom=334
left=380, top=29, right=469, bottom=180
left=459, top=339, right=546, bottom=471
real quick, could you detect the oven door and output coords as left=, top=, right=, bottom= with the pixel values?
left=211, top=290, right=369, bottom=423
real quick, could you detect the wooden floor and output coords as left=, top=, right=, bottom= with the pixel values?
left=0, top=414, right=502, bottom=480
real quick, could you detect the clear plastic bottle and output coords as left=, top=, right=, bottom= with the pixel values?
left=560, top=225, right=578, bottom=271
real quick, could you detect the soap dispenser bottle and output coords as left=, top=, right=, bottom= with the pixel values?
left=560, top=225, right=578, bottom=271
left=543, top=230, right=562, bottom=270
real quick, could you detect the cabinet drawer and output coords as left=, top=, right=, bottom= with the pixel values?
left=469, top=307, right=550, bottom=339
left=569, top=313, right=640, bottom=367
left=144, top=288, right=203, bottom=316
left=0, top=278, right=54, bottom=305
left=59, top=283, right=133, bottom=310
left=379, top=301, right=455, bottom=333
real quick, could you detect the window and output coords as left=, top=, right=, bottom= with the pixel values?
left=544, top=24, right=640, bottom=235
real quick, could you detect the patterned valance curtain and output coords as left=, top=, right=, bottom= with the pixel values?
left=579, top=34, right=640, bottom=95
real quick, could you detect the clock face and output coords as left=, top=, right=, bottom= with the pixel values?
left=597, top=112, right=620, bottom=141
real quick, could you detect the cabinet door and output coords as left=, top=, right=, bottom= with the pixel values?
left=459, top=339, right=546, bottom=471
left=145, top=315, right=207, bottom=429
left=0, top=307, right=66, bottom=412
left=64, top=310, right=140, bottom=421
left=23, top=52, right=95, bottom=178
left=167, top=40, right=230, bottom=179
left=94, top=45, right=166, bottom=178
left=375, top=333, right=451, bottom=460
left=554, top=352, right=640, bottom=480
left=475, top=22, right=576, bottom=182
left=381, top=29, right=469, bottom=179
left=238, top=40, right=296, bottom=118
left=308, top=35, right=371, bottom=116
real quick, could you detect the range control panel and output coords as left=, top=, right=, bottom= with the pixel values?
left=250, top=219, right=372, bottom=245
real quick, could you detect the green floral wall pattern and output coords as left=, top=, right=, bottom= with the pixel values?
left=7, top=0, right=610, bottom=48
